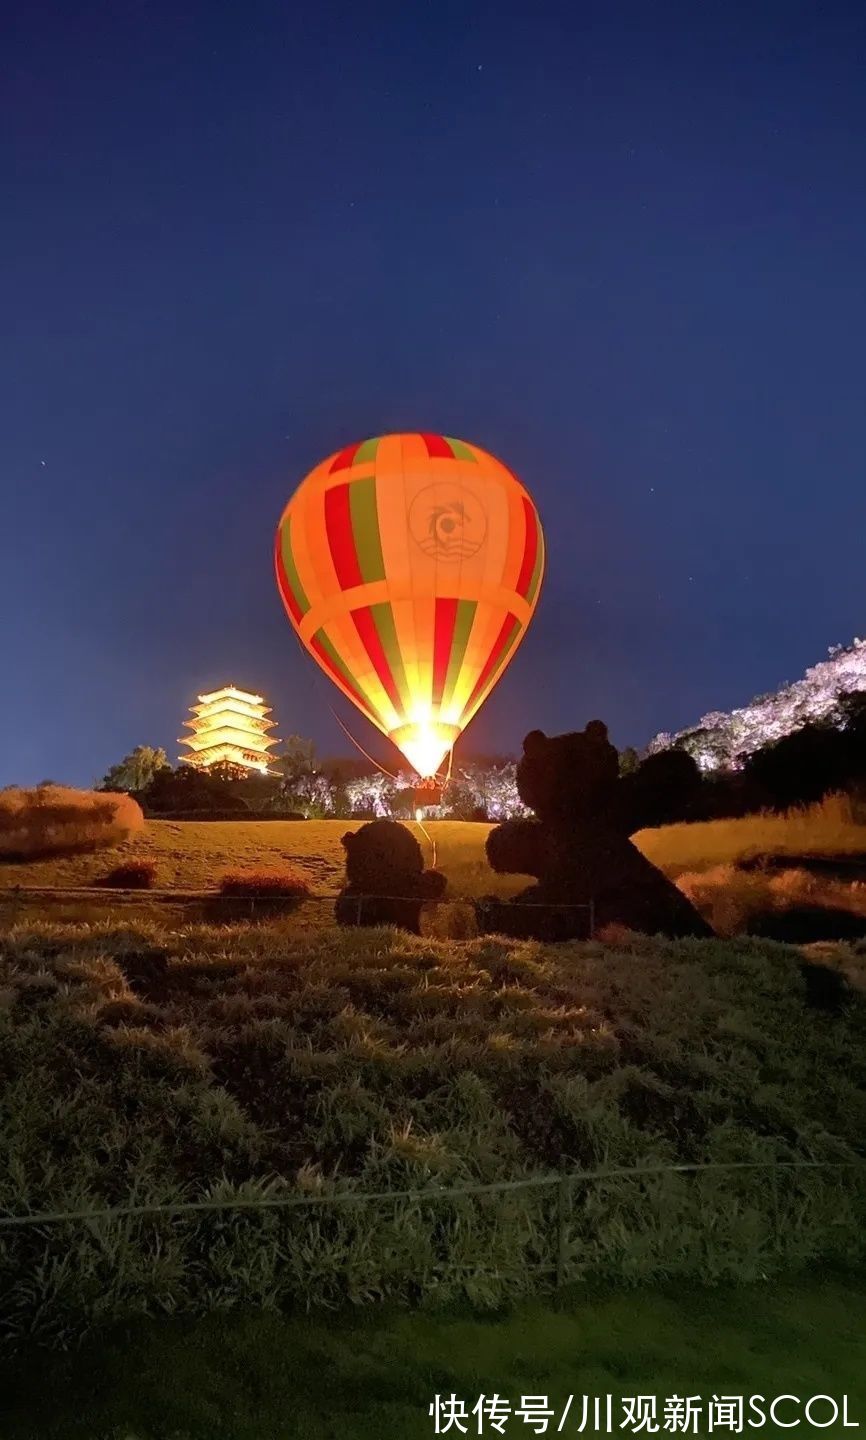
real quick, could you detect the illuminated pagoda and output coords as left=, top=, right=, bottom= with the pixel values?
left=178, top=686, right=280, bottom=774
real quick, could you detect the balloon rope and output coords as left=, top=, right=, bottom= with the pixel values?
left=327, top=703, right=401, bottom=782
left=287, top=623, right=401, bottom=782
left=414, top=816, right=437, bottom=869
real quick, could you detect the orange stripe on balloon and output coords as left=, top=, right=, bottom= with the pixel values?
left=325, top=483, right=363, bottom=589
left=309, top=631, right=377, bottom=722
left=351, top=605, right=403, bottom=714
left=465, top=611, right=519, bottom=714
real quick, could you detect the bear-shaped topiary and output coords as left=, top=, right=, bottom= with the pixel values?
left=335, top=819, right=447, bottom=934
left=477, top=722, right=712, bottom=941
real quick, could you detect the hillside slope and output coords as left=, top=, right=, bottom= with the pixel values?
left=649, top=637, right=866, bottom=770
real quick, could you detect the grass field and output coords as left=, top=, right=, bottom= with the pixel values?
left=3, top=795, right=866, bottom=901
left=0, top=818, right=502, bottom=897
left=3, top=916, right=866, bottom=1345
left=4, top=1274, right=866, bottom=1438
left=636, top=794, right=866, bottom=878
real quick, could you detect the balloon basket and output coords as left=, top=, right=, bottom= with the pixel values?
left=413, top=780, right=443, bottom=812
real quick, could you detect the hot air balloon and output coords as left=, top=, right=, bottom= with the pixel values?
left=274, top=433, right=545, bottom=780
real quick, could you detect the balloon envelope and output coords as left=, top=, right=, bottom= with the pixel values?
left=275, top=433, right=544, bottom=778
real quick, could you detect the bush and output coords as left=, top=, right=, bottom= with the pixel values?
left=0, top=785, right=144, bottom=860
left=678, top=860, right=866, bottom=939
left=1, top=921, right=865, bottom=1346
left=139, top=766, right=249, bottom=815
left=336, top=820, right=447, bottom=934
left=218, top=870, right=310, bottom=899
left=99, top=861, right=157, bottom=890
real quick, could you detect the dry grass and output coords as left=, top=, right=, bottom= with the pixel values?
left=0, top=818, right=513, bottom=898
left=679, top=863, right=866, bottom=937
left=0, top=786, right=144, bottom=861
left=1, top=797, right=865, bottom=933
left=636, top=794, right=866, bottom=877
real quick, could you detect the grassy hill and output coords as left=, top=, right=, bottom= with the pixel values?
left=0, top=818, right=499, bottom=896
left=3, top=797, right=866, bottom=899
left=2, top=916, right=865, bottom=1346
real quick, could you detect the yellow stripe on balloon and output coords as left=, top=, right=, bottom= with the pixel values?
left=274, top=433, right=545, bottom=778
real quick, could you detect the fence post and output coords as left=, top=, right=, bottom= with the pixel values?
left=588, top=899, right=595, bottom=939
left=356, top=895, right=363, bottom=926
left=771, top=1165, right=780, bottom=1253
left=556, top=1173, right=572, bottom=1289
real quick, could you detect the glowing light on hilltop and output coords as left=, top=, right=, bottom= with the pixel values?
left=178, top=686, right=281, bottom=774
left=647, top=638, right=866, bottom=772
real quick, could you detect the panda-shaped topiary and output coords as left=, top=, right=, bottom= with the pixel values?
left=478, top=723, right=713, bottom=942
left=335, top=819, right=447, bottom=934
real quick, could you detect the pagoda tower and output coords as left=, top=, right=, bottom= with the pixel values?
left=178, top=686, right=281, bottom=774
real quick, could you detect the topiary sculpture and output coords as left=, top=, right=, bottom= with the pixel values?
left=478, top=723, right=712, bottom=941
left=335, top=819, right=447, bottom=934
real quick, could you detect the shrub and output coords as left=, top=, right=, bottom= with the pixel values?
left=99, top=860, right=157, bottom=890
left=218, top=870, right=310, bottom=899
left=0, top=785, right=144, bottom=860
left=678, top=860, right=866, bottom=940
left=336, top=820, right=447, bottom=934
left=139, top=766, right=248, bottom=815
left=1, top=922, right=866, bottom=1347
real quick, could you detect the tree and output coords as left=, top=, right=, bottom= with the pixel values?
left=743, top=722, right=850, bottom=811
left=270, top=735, right=336, bottom=815
left=618, top=746, right=640, bottom=776
left=273, top=735, right=318, bottom=788
left=138, top=764, right=249, bottom=814
left=99, top=746, right=169, bottom=793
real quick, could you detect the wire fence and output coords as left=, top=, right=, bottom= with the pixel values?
left=1, top=1157, right=864, bottom=1350
left=2, top=1159, right=863, bottom=1231
left=0, top=886, right=597, bottom=935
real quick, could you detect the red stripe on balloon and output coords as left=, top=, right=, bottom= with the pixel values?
left=432, top=597, right=458, bottom=706
left=421, top=432, right=454, bottom=459
left=329, top=442, right=362, bottom=473
left=324, top=483, right=363, bottom=590
left=309, top=633, right=376, bottom=721
left=274, top=532, right=302, bottom=624
left=351, top=606, right=402, bottom=714
left=465, top=613, right=518, bottom=713
left=515, top=497, right=538, bottom=599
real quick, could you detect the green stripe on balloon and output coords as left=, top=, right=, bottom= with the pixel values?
left=313, top=627, right=377, bottom=719
left=370, top=602, right=410, bottom=709
left=280, top=518, right=311, bottom=615
left=526, top=513, right=544, bottom=605
left=443, top=598, right=478, bottom=709
left=445, top=437, right=477, bottom=462
left=349, top=477, right=387, bottom=584
left=353, top=436, right=381, bottom=464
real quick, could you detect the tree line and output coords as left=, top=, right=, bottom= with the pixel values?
left=98, top=691, right=866, bottom=823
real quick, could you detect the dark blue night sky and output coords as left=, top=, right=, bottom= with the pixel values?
left=3, top=0, right=865, bottom=785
